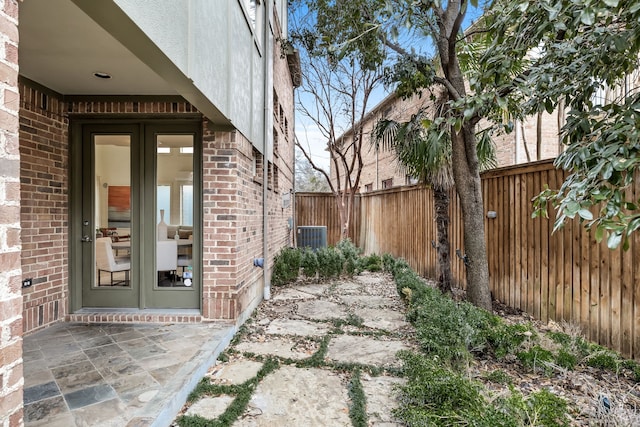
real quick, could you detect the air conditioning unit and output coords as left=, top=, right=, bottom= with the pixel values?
left=296, top=226, right=327, bottom=250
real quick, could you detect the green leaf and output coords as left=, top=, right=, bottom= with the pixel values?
left=607, top=232, right=622, bottom=249
left=454, top=119, right=463, bottom=134
left=544, top=100, right=554, bottom=114
left=564, top=201, right=581, bottom=218
left=603, top=0, right=619, bottom=7
left=577, top=209, right=593, bottom=220
left=594, top=226, right=604, bottom=243
left=580, top=8, right=595, bottom=26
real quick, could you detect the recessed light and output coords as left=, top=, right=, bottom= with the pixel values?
left=93, top=72, right=112, bottom=79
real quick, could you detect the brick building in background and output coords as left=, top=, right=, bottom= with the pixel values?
left=331, top=64, right=640, bottom=193
left=0, top=1, right=299, bottom=425
left=331, top=91, right=563, bottom=193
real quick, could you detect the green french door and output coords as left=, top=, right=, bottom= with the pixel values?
left=73, top=122, right=201, bottom=310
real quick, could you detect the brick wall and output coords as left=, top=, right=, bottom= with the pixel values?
left=333, top=90, right=565, bottom=190
left=332, top=92, right=434, bottom=192
left=19, top=83, right=68, bottom=335
left=0, top=0, right=24, bottom=426
left=493, top=112, right=562, bottom=167
left=201, top=29, right=296, bottom=320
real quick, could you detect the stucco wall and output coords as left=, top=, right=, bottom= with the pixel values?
left=103, top=0, right=266, bottom=150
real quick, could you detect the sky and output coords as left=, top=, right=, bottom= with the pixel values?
left=291, top=3, right=486, bottom=173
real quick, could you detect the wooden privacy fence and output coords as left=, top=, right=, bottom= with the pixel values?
left=295, top=159, right=640, bottom=359
left=295, top=192, right=360, bottom=245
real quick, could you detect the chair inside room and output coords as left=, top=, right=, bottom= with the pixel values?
left=157, top=240, right=178, bottom=286
left=177, top=244, right=193, bottom=276
left=95, top=237, right=131, bottom=286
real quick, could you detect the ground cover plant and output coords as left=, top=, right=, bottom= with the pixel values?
left=386, top=256, right=640, bottom=426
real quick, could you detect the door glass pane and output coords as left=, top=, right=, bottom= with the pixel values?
left=156, top=134, right=194, bottom=288
left=94, top=135, right=132, bottom=288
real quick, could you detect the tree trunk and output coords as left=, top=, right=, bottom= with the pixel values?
left=450, top=126, right=492, bottom=311
left=335, top=193, right=349, bottom=241
left=434, top=185, right=452, bottom=294
left=433, top=4, right=491, bottom=310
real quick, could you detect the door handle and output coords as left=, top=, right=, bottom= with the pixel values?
left=81, top=235, right=92, bottom=242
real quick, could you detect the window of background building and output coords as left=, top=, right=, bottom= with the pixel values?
left=382, top=178, right=393, bottom=189
left=365, top=183, right=373, bottom=192
left=406, top=175, right=419, bottom=185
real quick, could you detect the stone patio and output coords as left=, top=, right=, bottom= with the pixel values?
left=177, top=272, right=413, bottom=426
left=23, top=321, right=235, bottom=427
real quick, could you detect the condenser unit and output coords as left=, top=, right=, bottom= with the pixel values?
left=296, top=226, right=327, bottom=250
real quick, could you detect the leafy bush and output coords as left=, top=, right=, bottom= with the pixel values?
left=394, top=352, right=569, bottom=426
left=487, top=323, right=534, bottom=359
left=586, top=349, right=620, bottom=371
left=382, top=253, right=395, bottom=272
left=357, top=253, right=383, bottom=272
left=336, top=238, right=360, bottom=276
left=394, top=352, right=487, bottom=424
left=516, top=345, right=555, bottom=374
left=556, top=349, right=577, bottom=370
left=315, top=246, right=344, bottom=279
left=271, top=247, right=301, bottom=286
left=300, top=247, right=318, bottom=278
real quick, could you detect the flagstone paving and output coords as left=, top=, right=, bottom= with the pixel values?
left=174, top=272, right=414, bottom=426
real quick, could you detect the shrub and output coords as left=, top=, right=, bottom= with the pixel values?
left=516, top=345, right=555, bottom=374
left=394, top=352, right=486, bottom=424
left=382, top=253, right=395, bottom=272
left=300, top=247, right=318, bottom=278
left=556, top=349, right=577, bottom=370
left=357, top=253, right=383, bottom=273
left=336, top=238, right=360, bottom=276
left=271, top=247, right=301, bottom=286
left=487, top=323, right=534, bottom=359
left=586, top=350, right=620, bottom=371
left=316, top=246, right=344, bottom=279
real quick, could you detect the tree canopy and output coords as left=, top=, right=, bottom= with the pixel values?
left=483, top=0, right=640, bottom=251
left=292, top=0, right=640, bottom=308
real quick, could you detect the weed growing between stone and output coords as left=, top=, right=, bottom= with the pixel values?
left=176, top=358, right=279, bottom=427
left=348, top=368, right=368, bottom=427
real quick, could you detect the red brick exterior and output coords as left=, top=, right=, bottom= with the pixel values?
left=332, top=92, right=564, bottom=192
left=16, top=29, right=295, bottom=328
left=331, top=93, right=435, bottom=192
left=0, top=1, right=23, bottom=425
left=17, top=90, right=293, bottom=326
left=19, top=84, right=68, bottom=335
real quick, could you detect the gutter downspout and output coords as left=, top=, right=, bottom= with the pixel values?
left=262, top=0, right=273, bottom=300
left=291, top=91, right=296, bottom=248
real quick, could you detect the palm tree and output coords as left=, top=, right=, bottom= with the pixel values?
left=374, top=93, right=497, bottom=294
